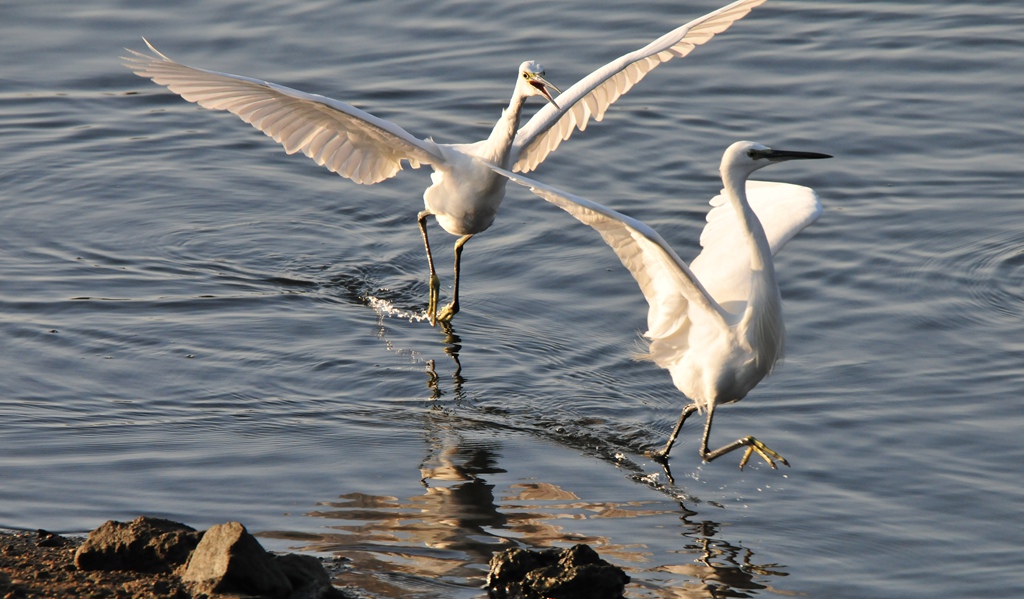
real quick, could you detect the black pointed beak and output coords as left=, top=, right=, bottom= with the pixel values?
left=765, top=149, right=832, bottom=162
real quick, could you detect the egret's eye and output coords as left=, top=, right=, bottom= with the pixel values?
left=747, top=149, right=767, bottom=160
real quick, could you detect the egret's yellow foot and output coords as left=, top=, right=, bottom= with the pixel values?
left=436, top=301, right=458, bottom=324
left=738, top=436, right=789, bottom=470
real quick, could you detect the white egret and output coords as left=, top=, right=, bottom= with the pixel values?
left=492, top=141, right=830, bottom=468
left=122, top=0, right=765, bottom=325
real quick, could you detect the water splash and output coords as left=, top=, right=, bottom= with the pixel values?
left=363, top=294, right=431, bottom=324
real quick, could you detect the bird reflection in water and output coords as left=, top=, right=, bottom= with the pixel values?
left=318, top=279, right=789, bottom=597
left=642, top=507, right=789, bottom=598
left=291, top=422, right=788, bottom=598
left=424, top=322, right=465, bottom=402
left=302, top=434, right=511, bottom=596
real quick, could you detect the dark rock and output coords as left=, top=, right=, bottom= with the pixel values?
left=486, top=547, right=544, bottom=589
left=275, top=553, right=349, bottom=599
left=36, top=529, right=72, bottom=548
left=70, top=517, right=347, bottom=598
left=74, top=516, right=202, bottom=573
left=182, top=521, right=292, bottom=598
left=486, top=544, right=629, bottom=599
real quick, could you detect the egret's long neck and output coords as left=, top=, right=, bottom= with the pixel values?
left=722, top=171, right=774, bottom=279
left=480, top=91, right=529, bottom=167
left=723, top=167, right=784, bottom=369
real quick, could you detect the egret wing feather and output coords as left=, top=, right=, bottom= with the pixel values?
left=493, top=167, right=728, bottom=341
left=510, top=0, right=766, bottom=173
left=690, top=180, right=822, bottom=310
left=123, top=40, right=444, bottom=185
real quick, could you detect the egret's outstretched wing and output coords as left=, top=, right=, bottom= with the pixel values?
left=509, top=0, right=766, bottom=173
left=690, top=180, right=822, bottom=309
left=123, top=40, right=444, bottom=185
left=492, top=167, right=728, bottom=341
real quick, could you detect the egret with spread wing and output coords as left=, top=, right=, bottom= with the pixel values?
left=493, top=141, right=830, bottom=468
left=123, top=0, right=765, bottom=325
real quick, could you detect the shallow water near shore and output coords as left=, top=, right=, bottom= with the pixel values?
left=2, top=1, right=1023, bottom=597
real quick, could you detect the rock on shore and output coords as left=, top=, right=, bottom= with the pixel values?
left=74, top=516, right=347, bottom=599
left=3, top=517, right=630, bottom=599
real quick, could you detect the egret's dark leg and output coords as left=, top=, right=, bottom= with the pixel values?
left=436, top=234, right=472, bottom=323
left=647, top=403, right=699, bottom=461
left=418, top=210, right=440, bottom=326
left=699, top=407, right=790, bottom=470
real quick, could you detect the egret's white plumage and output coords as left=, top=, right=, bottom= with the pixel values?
left=493, top=141, right=831, bottom=468
left=122, top=0, right=765, bottom=325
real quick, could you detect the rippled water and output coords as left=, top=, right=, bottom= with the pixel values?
left=2, top=1, right=1022, bottom=597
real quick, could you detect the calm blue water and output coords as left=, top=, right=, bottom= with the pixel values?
left=2, top=1, right=1023, bottom=597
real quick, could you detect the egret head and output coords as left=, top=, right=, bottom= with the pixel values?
left=722, top=140, right=831, bottom=179
left=518, top=61, right=560, bottom=108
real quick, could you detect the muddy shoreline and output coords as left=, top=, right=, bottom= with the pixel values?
left=1, top=528, right=193, bottom=599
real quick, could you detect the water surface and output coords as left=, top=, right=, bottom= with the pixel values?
left=2, top=1, right=1023, bottom=597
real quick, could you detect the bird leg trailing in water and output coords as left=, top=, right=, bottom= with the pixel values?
left=648, top=404, right=789, bottom=469
left=650, top=404, right=698, bottom=460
